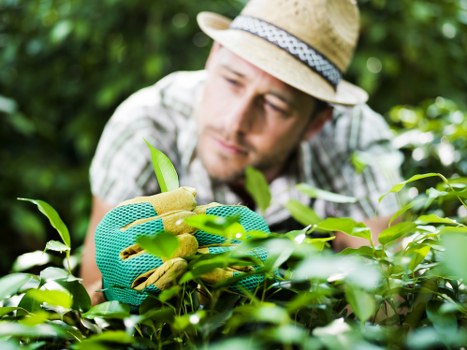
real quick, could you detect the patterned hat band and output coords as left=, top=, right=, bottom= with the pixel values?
left=230, top=15, right=341, bottom=89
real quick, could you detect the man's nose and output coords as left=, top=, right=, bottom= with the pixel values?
left=224, top=95, right=256, bottom=133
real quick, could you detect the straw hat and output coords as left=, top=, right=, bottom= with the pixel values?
left=197, top=0, right=368, bottom=106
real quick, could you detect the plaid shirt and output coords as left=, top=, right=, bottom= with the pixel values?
left=90, top=70, right=402, bottom=230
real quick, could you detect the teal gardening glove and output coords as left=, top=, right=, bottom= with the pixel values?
left=95, top=187, right=270, bottom=308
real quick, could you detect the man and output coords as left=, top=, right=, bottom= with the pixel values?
left=81, top=0, right=402, bottom=303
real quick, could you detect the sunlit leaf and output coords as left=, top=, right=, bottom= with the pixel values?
left=145, top=140, right=179, bottom=192
left=76, top=331, right=133, bottom=348
left=317, top=217, right=371, bottom=241
left=20, top=310, right=49, bottom=326
left=440, top=230, right=467, bottom=281
left=296, top=183, right=357, bottom=203
left=245, top=166, right=271, bottom=212
left=82, top=301, right=131, bottom=319
left=17, top=198, right=70, bottom=247
left=415, top=214, right=460, bottom=225
left=185, top=214, right=240, bottom=236
left=26, top=289, right=73, bottom=309
left=45, top=240, right=71, bottom=253
left=378, top=221, right=416, bottom=245
left=136, top=232, right=179, bottom=260
left=407, top=245, right=431, bottom=272
left=0, top=273, right=37, bottom=299
left=0, top=322, right=67, bottom=338
left=285, top=199, right=322, bottom=226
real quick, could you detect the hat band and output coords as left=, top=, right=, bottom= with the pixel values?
left=230, top=16, right=341, bottom=88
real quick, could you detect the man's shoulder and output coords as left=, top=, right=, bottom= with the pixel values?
left=118, top=70, right=206, bottom=113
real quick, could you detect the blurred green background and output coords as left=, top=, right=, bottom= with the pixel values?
left=0, top=0, right=466, bottom=275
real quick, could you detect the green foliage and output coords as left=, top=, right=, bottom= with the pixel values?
left=145, top=140, right=180, bottom=192
left=2, top=145, right=466, bottom=349
left=0, top=1, right=466, bottom=347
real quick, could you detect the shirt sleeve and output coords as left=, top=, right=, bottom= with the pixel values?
left=89, top=82, right=179, bottom=205
left=310, top=104, right=403, bottom=221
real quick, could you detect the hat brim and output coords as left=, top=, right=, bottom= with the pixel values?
left=197, top=12, right=368, bottom=106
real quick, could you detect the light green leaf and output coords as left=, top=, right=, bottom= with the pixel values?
left=184, top=214, right=240, bottom=236
left=317, top=218, right=371, bottom=241
left=296, top=183, right=357, bottom=203
left=20, top=310, right=49, bottom=326
left=245, top=166, right=271, bottom=212
left=407, top=245, right=431, bottom=272
left=0, top=273, right=37, bottom=299
left=145, top=140, right=179, bottom=192
left=17, top=198, right=70, bottom=247
left=136, top=232, right=179, bottom=260
left=440, top=230, right=467, bottom=281
left=415, top=214, right=460, bottom=225
left=378, top=221, right=416, bottom=245
left=26, top=289, right=73, bottom=309
left=76, top=330, right=133, bottom=348
left=83, top=300, right=131, bottom=319
left=344, top=285, right=376, bottom=322
left=285, top=199, right=322, bottom=226
left=45, top=240, right=71, bottom=253
left=0, top=322, right=66, bottom=338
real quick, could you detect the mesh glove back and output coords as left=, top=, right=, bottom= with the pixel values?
left=194, top=204, right=271, bottom=293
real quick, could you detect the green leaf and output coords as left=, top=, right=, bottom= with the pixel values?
left=296, top=183, right=357, bottom=203
left=45, top=240, right=70, bottom=253
left=285, top=199, right=322, bottom=226
left=407, top=245, right=431, bottom=272
left=20, top=310, right=49, bottom=326
left=82, top=301, right=131, bottom=319
left=317, top=217, right=371, bottom=241
left=415, top=214, right=461, bottom=225
left=136, top=232, right=179, bottom=260
left=26, top=289, right=73, bottom=309
left=344, top=285, right=376, bottom=322
left=245, top=166, right=271, bottom=212
left=76, top=331, right=133, bottom=349
left=440, top=230, right=467, bottom=281
left=144, top=140, right=179, bottom=192
left=184, top=214, right=241, bottom=237
left=17, top=198, right=70, bottom=247
left=378, top=221, right=416, bottom=245
left=0, top=273, right=37, bottom=299
left=0, top=322, right=67, bottom=338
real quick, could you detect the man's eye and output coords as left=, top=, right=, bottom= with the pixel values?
left=225, top=77, right=240, bottom=86
left=265, top=100, right=288, bottom=116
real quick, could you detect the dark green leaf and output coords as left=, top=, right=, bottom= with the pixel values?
left=245, top=166, right=271, bottom=212
left=344, top=285, right=376, bottom=322
left=145, top=140, right=179, bottom=192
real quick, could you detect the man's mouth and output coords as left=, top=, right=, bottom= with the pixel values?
left=211, top=133, right=249, bottom=156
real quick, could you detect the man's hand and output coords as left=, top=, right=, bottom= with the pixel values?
left=95, top=187, right=198, bottom=307
left=94, top=187, right=270, bottom=308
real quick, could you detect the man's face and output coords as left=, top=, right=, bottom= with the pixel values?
left=195, top=45, right=320, bottom=183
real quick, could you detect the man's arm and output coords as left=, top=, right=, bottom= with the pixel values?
left=80, top=196, right=114, bottom=305
left=332, top=214, right=393, bottom=251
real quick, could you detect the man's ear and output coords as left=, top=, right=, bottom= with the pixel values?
left=302, top=106, right=333, bottom=141
left=205, top=42, right=222, bottom=69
